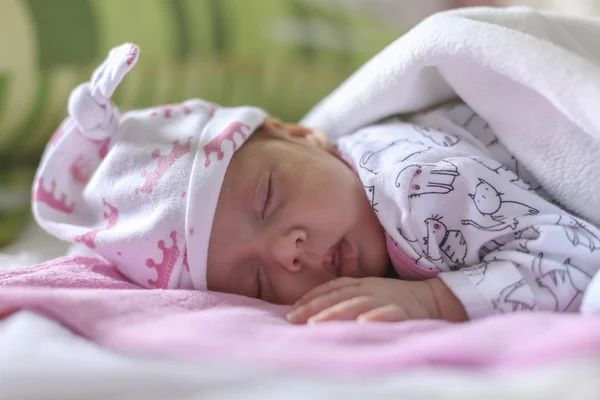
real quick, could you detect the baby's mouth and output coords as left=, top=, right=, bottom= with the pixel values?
left=322, top=242, right=340, bottom=278
left=323, top=238, right=357, bottom=278
left=336, top=238, right=359, bottom=278
left=332, top=244, right=340, bottom=278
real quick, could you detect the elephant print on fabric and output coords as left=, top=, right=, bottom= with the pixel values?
left=395, top=160, right=459, bottom=199
left=462, top=178, right=539, bottom=232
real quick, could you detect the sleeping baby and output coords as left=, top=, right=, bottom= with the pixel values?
left=34, top=44, right=600, bottom=324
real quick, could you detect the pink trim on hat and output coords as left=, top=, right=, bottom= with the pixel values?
left=203, top=121, right=251, bottom=167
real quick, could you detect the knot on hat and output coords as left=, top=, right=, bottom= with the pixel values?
left=67, top=43, right=140, bottom=140
left=68, top=83, right=118, bottom=140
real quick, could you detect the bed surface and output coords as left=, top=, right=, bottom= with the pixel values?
left=1, top=221, right=599, bottom=399
left=1, top=310, right=599, bottom=400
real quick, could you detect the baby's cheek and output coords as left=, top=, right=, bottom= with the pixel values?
left=276, top=269, right=334, bottom=305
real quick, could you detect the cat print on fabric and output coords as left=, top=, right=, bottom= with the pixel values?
left=442, top=105, right=542, bottom=191
left=493, top=277, right=536, bottom=313
left=479, top=226, right=541, bottom=257
left=413, top=125, right=460, bottom=147
left=363, top=185, right=378, bottom=212
left=514, top=226, right=542, bottom=254
left=360, top=139, right=431, bottom=174
left=457, top=109, right=497, bottom=147
left=397, top=228, right=429, bottom=265
left=424, top=215, right=468, bottom=267
left=336, top=105, right=600, bottom=319
left=395, top=160, right=459, bottom=198
left=462, top=178, right=539, bottom=231
left=397, top=215, right=467, bottom=268
left=532, top=253, right=592, bottom=311
left=557, top=216, right=600, bottom=252
left=462, top=258, right=508, bottom=286
left=462, top=262, right=489, bottom=286
left=468, top=156, right=531, bottom=191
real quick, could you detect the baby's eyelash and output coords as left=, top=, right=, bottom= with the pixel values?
left=262, top=173, right=274, bottom=219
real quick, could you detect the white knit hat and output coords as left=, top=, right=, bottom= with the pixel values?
left=33, top=43, right=267, bottom=289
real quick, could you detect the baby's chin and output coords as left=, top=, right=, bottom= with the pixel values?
left=353, top=200, right=390, bottom=278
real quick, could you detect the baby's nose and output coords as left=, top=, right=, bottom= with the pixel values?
left=269, top=229, right=306, bottom=273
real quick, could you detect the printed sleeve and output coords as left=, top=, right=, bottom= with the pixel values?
left=435, top=157, right=600, bottom=319
left=336, top=117, right=600, bottom=319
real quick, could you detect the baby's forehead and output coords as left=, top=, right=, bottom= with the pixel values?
left=236, top=125, right=285, bottom=155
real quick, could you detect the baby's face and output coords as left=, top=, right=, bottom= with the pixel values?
left=207, top=119, right=388, bottom=304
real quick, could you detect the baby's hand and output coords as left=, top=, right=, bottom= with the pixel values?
left=286, top=277, right=467, bottom=324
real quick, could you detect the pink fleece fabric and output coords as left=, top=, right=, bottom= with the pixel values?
left=1, top=255, right=599, bottom=376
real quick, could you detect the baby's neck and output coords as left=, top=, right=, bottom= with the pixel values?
left=331, top=146, right=359, bottom=175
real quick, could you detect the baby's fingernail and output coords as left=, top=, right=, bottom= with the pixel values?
left=286, top=311, right=301, bottom=323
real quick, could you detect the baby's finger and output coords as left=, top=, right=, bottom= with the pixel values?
left=294, top=277, right=360, bottom=307
left=287, top=286, right=362, bottom=324
left=307, top=296, right=385, bottom=324
left=357, top=304, right=408, bottom=323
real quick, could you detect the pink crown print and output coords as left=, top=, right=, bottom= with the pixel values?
left=136, top=137, right=193, bottom=194
left=34, top=178, right=75, bottom=214
left=146, top=231, right=180, bottom=288
left=203, top=121, right=250, bottom=167
left=75, top=199, right=119, bottom=249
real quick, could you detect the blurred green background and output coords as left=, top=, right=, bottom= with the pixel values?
left=0, top=0, right=403, bottom=246
left=9, top=0, right=589, bottom=247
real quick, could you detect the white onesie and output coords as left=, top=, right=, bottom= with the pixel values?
left=336, top=103, right=600, bottom=319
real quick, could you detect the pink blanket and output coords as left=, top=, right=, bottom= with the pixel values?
left=1, top=255, right=599, bottom=375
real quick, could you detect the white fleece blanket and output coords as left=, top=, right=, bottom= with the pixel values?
left=301, top=6, right=600, bottom=226
left=301, top=6, right=600, bottom=314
